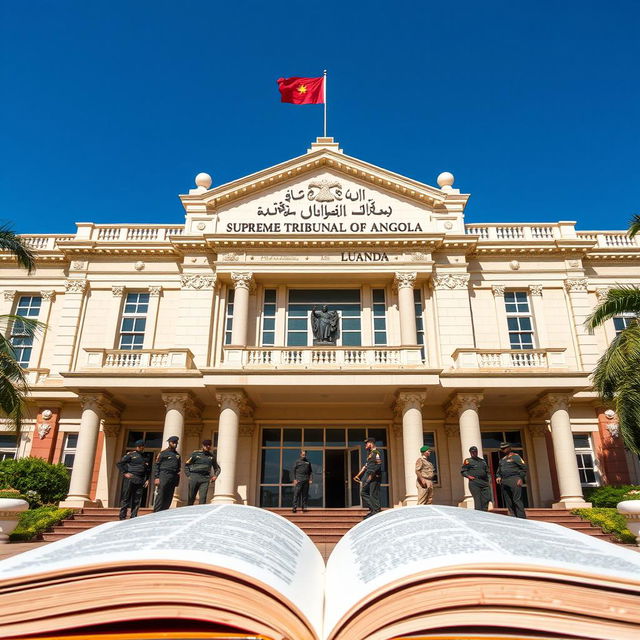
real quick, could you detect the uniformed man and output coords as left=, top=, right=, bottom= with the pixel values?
left=185, top=439, right=221, bottom=506
left=415, top=445, right=435, bottom=505
left=354, top=437, right=383, bottom=519
left=153, top=435, right=181, bottom=512
left=116, top=439, right=150, bottom=519
left=460, top=446, right=492, bottom=511
left=291, top=449, right=313, bottom=513
left=496, top=441, right=527, bottom=518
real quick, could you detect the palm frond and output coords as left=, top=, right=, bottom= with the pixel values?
left=0, top=225, right=36, bottom=273
left=586, top=286, right=640, bottom=329
left=628, top=214, right=640, bottom=239
left=0, top=351, right=29, bottom=431
left=591, top=323, right=640, bottom=399
left=613, top=384, right=640, bottom=454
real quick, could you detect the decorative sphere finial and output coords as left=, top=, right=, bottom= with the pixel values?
left=195, top=172, right=212, bottom=190
left=437, top=171, right=455, bottom=190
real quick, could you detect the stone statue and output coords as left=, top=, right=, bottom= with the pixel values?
left=310, top=305, right=339, bottom=345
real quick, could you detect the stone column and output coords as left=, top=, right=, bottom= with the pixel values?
left=540, top=393, right=591, bottom=509
left=528, top=285, right=549, bottom=347
left=50, top=279, right=88, bottom=375
left=177, top=272, right=216, bottom=367
left=394, top=272, right=417, bottom=346
left=230, top=272, right=255, bottom=347
left=143, top=286, right=162, bottom=349
left=491, top=285, right=510, bottom=349
left=214, top=390, right=252, bottom=504
left=395, top=390, right=427, bottom=505
left=527, top=421, right=554, bottom=507
left=446, top=393, right=484, bottom=507
left=565, top=278, right=600, bottom=370
left=97, top=420, right=121, bottom=507
left=61, top=394, right=119, bottom=508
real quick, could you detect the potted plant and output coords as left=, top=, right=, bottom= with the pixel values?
left=617, top=490, right=640, bottom=546
left=0, top=488, right=29, bottom=543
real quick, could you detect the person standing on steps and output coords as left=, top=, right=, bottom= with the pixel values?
left=354, top=437, right=383, bottom=519
left=153, top=436, right=181, bottom=512
left=291, top=449, right=313, bottom=513
left=185, top=439, right=221, bottom=506
left=460, top=446, right=492, bottom=511
left=116, top=439, right=150, bottom=519
left=496, top=441, right=528, bottom=518
left=415, top=445, right=435, bottom=505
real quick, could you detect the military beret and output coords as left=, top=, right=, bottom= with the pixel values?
left=134, top=439, right=145, bottom=447
left=499, top=441, right=511, bottom=449
left=364, top=437, right=376, bottom=444
left=469, top=446, right=478, bottom=452
left=202, top=439, right=212, bottom=446
left=420, top=445, right=430, bottom=453
left=167, top=436, right=179, bottom=443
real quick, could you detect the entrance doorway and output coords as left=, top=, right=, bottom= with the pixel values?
left=118, top=430, right=163, bottom=508
left=325, top=447, right=361, bottom=507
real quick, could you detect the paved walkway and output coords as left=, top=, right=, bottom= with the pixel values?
left=0, top=541, right=48, bottom=561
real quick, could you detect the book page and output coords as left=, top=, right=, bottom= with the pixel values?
left=324, top=505, right=640, bottom=637
left=0, top=504, right=325, bottom=636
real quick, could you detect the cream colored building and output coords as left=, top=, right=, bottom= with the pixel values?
left=2, top=137, right=639, bottom=511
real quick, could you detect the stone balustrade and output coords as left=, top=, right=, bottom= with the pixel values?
left=451, top=348, right=567, bottom=370
left=83, top=348, right=195, bottom=370
left=223, top=346, right=425, bottom=368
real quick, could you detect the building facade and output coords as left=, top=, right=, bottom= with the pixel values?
left=2, top=137, right=639, bottom=511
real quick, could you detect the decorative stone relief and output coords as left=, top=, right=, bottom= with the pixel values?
left=112, top=285, right=125, bottom=297
left=528, top=423, right=548, bottom=438
left=568, top=260, right=581, bottom=268
left=148, top=286, right=162, bottom=297
left=3, top=290, right=16, bottom=302
left=71, top=261, right=87, bottom=271
left=394, top=390, right=427, bottom=413
left=100, top=419, right=121, bottom=438
left=230, top=272, right=255, bottom=292
left=491, top=285, right=506, bottom=297
left=509, top=260, right=520, bottom=271
left=64, top=279, right=88, bottom=294
left=162, top=392, right=193, bottom=414
left=80, top=393, right=120, bottom=419
left=410, top=252, right=429, bottom=262
left=444, top=221, right=454, bottom=230
left=393, top=272, right=417, bottom=290
left=134, top=261, right=145, bottom=271
left=37, top=423, right=51, bottom=439
left=181, top=274, right=216, bottom=290
left=539, top=392, right=572, bottom=414
left=433, top=274, right=470, bottom=290
left=445, top=393, right=484, bottom=419
left=216, top=390, right=253, bottom=418
left=41, top=409, right=53, bottom=420
left=222, top=253, right=240, bottom=262
left=239, top=424, right=255, bottom=437
left=443, top=423, right=459, bottom=438
left=565, top=278, right=588, bottom=293
left=529, top=284, right=543, bottom=296
left=595, top=287, right=610, bottom=302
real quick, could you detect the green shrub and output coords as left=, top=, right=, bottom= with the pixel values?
left=583, top=485, right=640, bottom=508
left=9, top=506, right=74, bottom=541
left=572, top=507, right=637, bottom=544
left=0, top=489, right=25, bottom=500
left=0, top=457, right=70, bottom=504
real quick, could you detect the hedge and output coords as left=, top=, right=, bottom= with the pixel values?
left=0, top=457, right=69, bottom=504
left=572, top=508, right=637, bottom=544
left=583, top=485, right=640, bottom=508
left=9, top=506, right=74, bottom=542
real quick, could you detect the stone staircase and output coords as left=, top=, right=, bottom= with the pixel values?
left=42, top=506, right=615, bottom=560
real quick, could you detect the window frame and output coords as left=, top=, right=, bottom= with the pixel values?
left=573, top=433, right=600, bottom=487
left=60, top=433, right=79, bottom=472
left=0, top=434, right=18, bottom=461
left=118, top=292, right=149, bottom=351
left=504, top=291, right=536, bottom=350
left=10, top=295, right=42, bottom=367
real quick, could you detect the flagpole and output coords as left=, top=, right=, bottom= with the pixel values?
left=323, top=69, right=327, bottom=137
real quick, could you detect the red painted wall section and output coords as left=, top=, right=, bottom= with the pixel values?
left=596, top=407, right=631, bottom=485
left=28, top=407, right=60, bottom=463
left=89, top=431, right=104, bottom=501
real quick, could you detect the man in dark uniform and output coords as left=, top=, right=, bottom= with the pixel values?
left=292, top=449, right=313, bottom=513
left=153, top=435, right=181, bottom=512
left=354, top=437, right=383, bottom=519
left=496, top=441, right=527, bottom=518
left=116, top=439, right=150, bottom=519
left=460, top=445, right=492, bottom=511
left=185, top=439, right=221, bottom=506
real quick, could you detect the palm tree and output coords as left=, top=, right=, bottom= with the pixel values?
left=0, top=226, right=38, bottom=431
left=587, top=216, right=640, bottom=454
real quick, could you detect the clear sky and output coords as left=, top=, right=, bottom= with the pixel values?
left=1, top=1, right=638, bottom=234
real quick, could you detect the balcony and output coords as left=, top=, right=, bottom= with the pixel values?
left=83, top=349, right=195, bottom=371
left=223, top=346, right=425, bottom=369
left=451, top=348, right=567, bottom=371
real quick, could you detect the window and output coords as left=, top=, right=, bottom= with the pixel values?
left=372, top=289, right=387, bottom=345
left=118, top=292, right=149, bottom=350
left=10, top=295, right=42, bottom=367
left=0, top=434, right=18, bottom=461
left=573, top=434, right=599, bottom=486
left=504, top=291, right=535, bottom=349
left=60, top=433, right=78, bottom=471
left=613, top=314, right=636, bottom=336
left=414, top=289, right=426, bottom=360
left=261, top=289, right=276, bottom=346
left=224, top=289, right=235, bottom=345
left=422, top=432, right=438, bottom=483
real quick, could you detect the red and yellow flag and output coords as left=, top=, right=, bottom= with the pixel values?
left=277, top=76, right=324, bottom=104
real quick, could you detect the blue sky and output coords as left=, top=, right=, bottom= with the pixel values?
left=1, top=1, right=638, bottom=234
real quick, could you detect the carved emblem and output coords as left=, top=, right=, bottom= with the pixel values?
left=565, top=278, right=588, bottom=293
left=112, top=285, right=125, bottom=297
left=3, top=290, right=16, bottom=302
left=595, top=287, right=609, bottom=302
left=221, top=253, right=240, bottom=262
left=148, top=286, right=162, bottom=297
left=134, top=261, right=145, bottom=271
left=491, top=285, right=506, bottom=297
left=529, top=284, right=543, bottom=296
left=37, top=423, right=51, bottom=439
left=64, top=279, right=88, bottom=294
left=181, top=274, right=216, bottom=290
left=308, top=179, right=342, bottom=202
left=40, top=290, right=56, bottom=302
left=433, top=274, right=470, bottom=290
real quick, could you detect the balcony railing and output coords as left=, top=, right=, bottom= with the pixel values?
left=223, top=346, right=424, bottom=368
left=465, top=224, right=560, bottom=240
left=83, top=349, right=195, bottom=370
left=451, top=348, right=567, bottom=370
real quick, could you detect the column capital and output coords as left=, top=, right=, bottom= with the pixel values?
left=529, top=284, right=543, bottom=296
left=433, top=273, right=470, bottom=290
left=239, top=424, right=256, bottom=437
left=443, top=423, right=459, bottom=438
left=79, top=393, right=121, bottom=419
left=162, top=391, right=200, bottom=417
left=181, top=273, right=217, bottom=290
left=445, top=392, right=484, bottom=418
left=491, top=284, right=506, bottom=297
left=534, top=392, right=573, bottom=415
left=65, top=279, right=88, bottom=294
left=393, top=271, right=417, bottom=290
left=564, top=278, right=588, bottom=293
left=3, top=289, right=16, bottom=302
left=595, top=287, right=610, bottom=302
left=216, top=389, right=253, bottom=417
left=100, top=419, right=121, bottom=438
left=230, top=272, right=255, bottom=292
left=148, top=285, right=162, bottom=297
left=529, top=422, right=549, bottom=438
left=40, top=289, right=56, bottom=302
left=394, top=389, right=427, bottom=412
left=112, top=285, right=125, bottom=297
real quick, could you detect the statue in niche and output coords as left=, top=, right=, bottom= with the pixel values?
left=310, top=305, right=339, bottom=345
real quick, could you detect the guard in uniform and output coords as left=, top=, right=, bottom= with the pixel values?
left=460, top=446, right=492, bottom=511
left=415, top=445, right=435, bottom=505
left=185, top=439, right=221, bottom=505
left=496, top=441, right=527, bottom=518
left=292, top=449, right=313, bottom=513
left=116, top=439, right=150, bottom=519
left=153, top=435, right=181, bottom=512
left=354, top=437, right=383, bottom=519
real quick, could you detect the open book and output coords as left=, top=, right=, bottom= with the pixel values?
left=0, top=504, right=639, bottom=640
